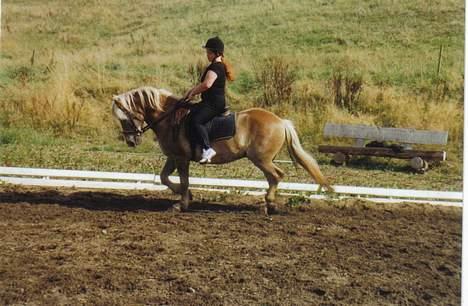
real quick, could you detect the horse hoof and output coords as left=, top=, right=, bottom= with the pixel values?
left=171, top=202, right=189, bottom=212
left=267, top=203, right=278, bottom=214
left=171, top=203, right=182, bottom=212
left=258, top=205, right=268, bottom=216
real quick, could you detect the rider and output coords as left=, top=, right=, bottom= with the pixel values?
left=183, top=36, right=235, bottom=164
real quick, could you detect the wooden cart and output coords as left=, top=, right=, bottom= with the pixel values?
left=318, top=123, right=448, bottom=172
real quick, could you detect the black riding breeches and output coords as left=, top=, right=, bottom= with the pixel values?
left=190, top=102, right=222, bottom=150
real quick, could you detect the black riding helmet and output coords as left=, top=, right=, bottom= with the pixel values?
left=203, top=36, right=224, bottom=54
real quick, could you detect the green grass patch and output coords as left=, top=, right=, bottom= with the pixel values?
left=0, top=133, right=462, bottom=191
left=0, top=127, right=64, bottom=146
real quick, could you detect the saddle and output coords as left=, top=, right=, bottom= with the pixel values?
left=179, top=109, right=236, bottom=159
left=187, top=110, right=236, bottom=141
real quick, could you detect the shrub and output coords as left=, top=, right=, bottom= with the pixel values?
left=255, top=56, right=297, bottom=107
left=328, top=57, right=365, bottom=114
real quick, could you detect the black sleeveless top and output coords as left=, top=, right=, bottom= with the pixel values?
left=200, top=61, right=226, bottom=111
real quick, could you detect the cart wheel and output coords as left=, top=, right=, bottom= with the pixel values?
left=410, top=157, right=429, bottom=173
left=333, top=152, right=349, bottom=166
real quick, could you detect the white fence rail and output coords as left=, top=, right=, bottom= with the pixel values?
left=0, top=167, right=463, bottom=207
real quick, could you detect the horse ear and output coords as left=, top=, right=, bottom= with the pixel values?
left=112, top=95, right=118, bottom=100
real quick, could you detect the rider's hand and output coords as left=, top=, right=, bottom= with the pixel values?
left=175, top=108, right=189, bottom=124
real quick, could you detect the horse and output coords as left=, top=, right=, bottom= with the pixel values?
left=111, top=86, right=333, bottom=214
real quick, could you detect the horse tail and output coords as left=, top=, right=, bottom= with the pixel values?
left=283, top=120, right=334, bottom=192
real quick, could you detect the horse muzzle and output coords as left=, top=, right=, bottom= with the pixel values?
left=125, top=134, right=142, bottom=147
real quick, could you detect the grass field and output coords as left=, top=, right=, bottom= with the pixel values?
left=0, top=0, right=464, bottom=189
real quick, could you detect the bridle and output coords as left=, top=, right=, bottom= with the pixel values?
left=115, top=98, right=190, bottom=136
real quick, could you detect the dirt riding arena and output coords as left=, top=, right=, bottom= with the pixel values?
left=0, top=185, right=461, bottom=305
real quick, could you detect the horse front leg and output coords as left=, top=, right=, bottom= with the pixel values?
left=160, top=158, right=178, bottom=193
left=171, top=159, right=191, bottom=212
left=161, top=158, right=193, bottom=201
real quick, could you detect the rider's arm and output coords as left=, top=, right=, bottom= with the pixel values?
left=184, top=70, right=218, bottom=101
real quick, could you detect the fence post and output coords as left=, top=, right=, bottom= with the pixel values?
left=437, top=45, right=443, bottom=76
left=0, top=0, right=2, bottom=50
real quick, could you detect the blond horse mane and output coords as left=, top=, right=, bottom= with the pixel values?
left=113, top=86, right=174, bottom=113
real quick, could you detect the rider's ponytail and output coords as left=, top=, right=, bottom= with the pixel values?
left=221, top=55, right=235, bottom=82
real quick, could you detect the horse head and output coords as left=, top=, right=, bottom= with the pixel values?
left=111, top=87, right=175, bottom=147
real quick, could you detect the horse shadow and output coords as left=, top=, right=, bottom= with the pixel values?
left=0, top=188, right=261, bottom=214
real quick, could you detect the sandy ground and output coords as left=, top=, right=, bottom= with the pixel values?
left=0, top=185, right=461, bottom=305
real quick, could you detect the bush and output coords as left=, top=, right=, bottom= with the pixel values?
left=328, top=57, right=365, bottom=114
left=255, top=56, right=297, bottom=107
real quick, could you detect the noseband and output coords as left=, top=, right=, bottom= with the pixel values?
left=115, top=99, right=190, bottom=136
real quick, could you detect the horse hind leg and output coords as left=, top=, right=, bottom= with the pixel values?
left=251, top=159, right=284, bottom=215
left=273, top=164, right=285, bottom=180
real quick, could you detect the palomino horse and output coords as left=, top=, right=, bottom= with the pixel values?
left=112, top=86, right=333, bottom=214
